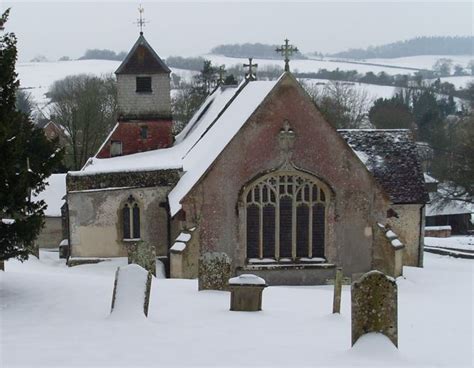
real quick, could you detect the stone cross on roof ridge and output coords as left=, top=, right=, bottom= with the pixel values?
left=276, top=38, right=299, bottom=72
left=135, top=4, right=148, bottom=35
left=243, top=58, right=258, bottom=81
left=217, top=65, right=226, bottom=85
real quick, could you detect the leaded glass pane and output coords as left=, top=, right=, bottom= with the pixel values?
left=246, top=204, right=259, bottom=258
left=279, top=195, right=292, bottom=258
left=296, top=204, right=310, bottom=257
left=312, top=203, right=325, bottom=257
left=262, top=205, right=276, bottom=258
left=123, top=205, right=130, bottom=239
left=132, top=204, right=140, bottom=239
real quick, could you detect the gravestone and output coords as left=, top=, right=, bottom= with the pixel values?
left=198, top=252, right=231, bottom=291
left=351, top=270, right=398, bottom=347
left=110, top=264, right=152, bottom=317
left=332, top=267, right=343, bottom=314
left=229, top=274, right=267, bottom=311
left=126, top=240, right=156, bottom=276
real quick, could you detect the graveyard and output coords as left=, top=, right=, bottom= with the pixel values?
left=1, top=245, right=472, bottom=367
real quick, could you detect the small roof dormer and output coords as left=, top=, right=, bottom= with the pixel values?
left=115, top=34, right=170, bottom=75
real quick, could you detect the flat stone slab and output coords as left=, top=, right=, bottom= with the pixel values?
left=351, top=270, right=398, bottom=347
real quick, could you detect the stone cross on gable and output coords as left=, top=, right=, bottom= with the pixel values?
left=276, top=38, right=299, bottom=72
left=278, top=120, right=296, bottom=168
left=243, top=58, right=258, bottom=81
left=135, top=4, right=148, bottom=35
left=217, top=65, right=226, bottom=85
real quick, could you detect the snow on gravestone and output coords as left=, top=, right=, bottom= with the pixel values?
left=351, top=270, right=398, bottom=347
left=110, top=264, right=152, bottom=318
left=198, top=252, right=232, bottom=291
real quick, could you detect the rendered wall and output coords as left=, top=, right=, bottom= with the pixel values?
left=181, top=75, right=391, bottom=281
left=68, top=187, right=171, bottom=258
left=117, top=74, right=171, bottom=119
left=35, top=217, right=63, bottom=248
left=387, top=204, right=424, bottom=267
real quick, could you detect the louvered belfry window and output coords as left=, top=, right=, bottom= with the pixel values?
left=244, top=173, right=327, bottom=261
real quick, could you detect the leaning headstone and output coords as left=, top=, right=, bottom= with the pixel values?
left=198, top=252, right=231, bottom=291
left=229, top=274, right=267, bottom=312
left=126, top=240, right=156, bottom=276
left=351, top=270, right=398, bottom=347
left=110, top=264, right=152, bottom=318
left=332, top=267, right=343, bottom=314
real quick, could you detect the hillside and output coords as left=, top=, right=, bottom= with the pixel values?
left=330, top=36, right=473, bottom=59
left=210, top=43, right=306, bottom=60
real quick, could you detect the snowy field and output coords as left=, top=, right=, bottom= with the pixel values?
left=1, top=245, right=473, bottom=367
left=425, top=235, right=474, bottom=252
left=205, top=54, right=419, bottom=75
left=17, top=60, right=197, bottom=108
left=17, top=57, right=472, bottom=113
left=366, top=55, right=473, bottom=71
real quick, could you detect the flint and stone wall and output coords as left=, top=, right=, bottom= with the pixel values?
left=181, top=75, right=391, bottom=284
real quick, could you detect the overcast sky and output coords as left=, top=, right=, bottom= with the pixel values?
left=3, top=1, right=473, bottom=62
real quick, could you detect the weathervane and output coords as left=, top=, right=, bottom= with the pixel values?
left=135, top=4, right=148, bottom=35
left=276, top=38, right=299, bottom=72
left=243, top=58, right=258, bottom=81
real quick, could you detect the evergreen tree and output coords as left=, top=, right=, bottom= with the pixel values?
left=369, top=97, right=415, bottom=130
left=0, top=9, right=63, bottom=267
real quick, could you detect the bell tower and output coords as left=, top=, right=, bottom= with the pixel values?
left=96, top=7, right=173, bottom=158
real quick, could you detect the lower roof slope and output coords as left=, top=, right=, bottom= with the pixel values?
left=338, top=129, right=429, bottom=204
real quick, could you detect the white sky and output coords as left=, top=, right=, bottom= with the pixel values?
left=3, top=1, right=473, bottom=62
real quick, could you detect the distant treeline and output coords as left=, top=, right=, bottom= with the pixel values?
left=79, top=49, right=127, bottom=61
left=210, top=43, right=307, bottom=60
left=165, top=56, right=206, bottom=71
left=330, top=36, right=474, bottom=59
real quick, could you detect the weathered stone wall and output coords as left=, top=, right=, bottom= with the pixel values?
left=182, top=75, right=390, bottom=282
left=117, top=74, right=171, bottom=119
left=68, top=186, right=171, bottom=258
left=387, top=204, right=424, bottom=267
left=372, top=224, right=404, bottom=278
left=170, top=230, right=199, bottom=279
left=35, top=217, right=62, bottom=248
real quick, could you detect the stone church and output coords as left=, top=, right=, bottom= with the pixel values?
left=66, top=32, right=428, bottom=286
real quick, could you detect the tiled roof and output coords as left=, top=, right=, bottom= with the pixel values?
left=338, top=129, right=429, bottom=204
left=115, top=34, right=170, bottom=75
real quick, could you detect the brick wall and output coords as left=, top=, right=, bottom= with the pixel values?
left=97, top=120, right=173, bottom=158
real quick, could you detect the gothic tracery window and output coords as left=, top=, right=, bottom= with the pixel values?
left=244, top=172, right=327, bottom=262
left=122, top=196, right=141, bottom=240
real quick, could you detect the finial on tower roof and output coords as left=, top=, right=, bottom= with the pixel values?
left=276, top=38, right=299, bottom=72
left=135, top=4, right=148, bottom=35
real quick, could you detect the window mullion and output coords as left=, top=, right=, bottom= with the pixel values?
left=309, top=186, right=313, bottom=258
left=291, top=181, right=297, bottom=261
left=275, top=178, right=280, bottom=260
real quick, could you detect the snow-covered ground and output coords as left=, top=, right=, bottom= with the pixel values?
left=1, top=245, right=473, bottom=367
left=366, top=55, right=473, bottom=71
left=425, top=236, right=474, bottom=252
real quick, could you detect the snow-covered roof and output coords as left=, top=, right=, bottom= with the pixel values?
left=33, top=173, right=66, bottom=217
left=169, top=78, right=280, bottom=215
left=73, top=77, right=280, bottom=216
left=75, top=82, right=242, bottom=176
left=426, top=192, right=472, bottom=216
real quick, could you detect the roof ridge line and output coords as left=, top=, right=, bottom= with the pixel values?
left=182, top=79, right=251, bottom=158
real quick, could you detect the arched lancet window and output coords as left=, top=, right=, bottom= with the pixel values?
left=122, top=195, right=141, bottom=240
left=244, top=172, right=328, bottom=262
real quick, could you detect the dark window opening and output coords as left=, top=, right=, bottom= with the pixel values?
left=136, top=76, right=152, bottom=93
left=140, top=126, right=148, bottom=139
left=122, top=198, right=141, bottom=240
